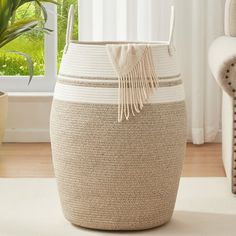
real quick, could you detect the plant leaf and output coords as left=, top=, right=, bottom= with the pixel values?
left=18, top=0, right=59, bottom=7
left=35, top=0, right=47, bottom=22
left=0, top=19, right=38, bottom=48
left=41, top=0, right=59, bottom=5
left=0, top=0, right=14, bottom=35
left=8, top=50, right=34, bottom=85
left=29, top=0, right=60, bottom=22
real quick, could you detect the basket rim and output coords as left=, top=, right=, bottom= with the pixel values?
left=69, top=40, right=170, bottom=47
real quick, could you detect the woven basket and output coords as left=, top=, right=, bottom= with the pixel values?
left=50, top=5, right=186, bottom=231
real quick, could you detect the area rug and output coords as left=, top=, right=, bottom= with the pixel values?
left=0, top=178, right=235, bottom=236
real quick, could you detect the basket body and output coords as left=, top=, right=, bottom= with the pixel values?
left=50, top=42, right=187, bottom=231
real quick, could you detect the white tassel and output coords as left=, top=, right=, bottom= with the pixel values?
left=117, top=46, right=159, bottom=122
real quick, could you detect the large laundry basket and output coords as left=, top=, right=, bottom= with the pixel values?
left=50, top=6, right=186, bottom=231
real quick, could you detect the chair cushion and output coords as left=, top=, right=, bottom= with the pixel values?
left=225, top=0, right=236, bottom=36
left=208, top=36, right=236, bottom=97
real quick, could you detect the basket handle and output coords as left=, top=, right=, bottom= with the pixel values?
left=168, top=6, right=176, bottom=56
left=64, top=4, right=74, bottom=53
left=65, top=4, right=175, bottom=54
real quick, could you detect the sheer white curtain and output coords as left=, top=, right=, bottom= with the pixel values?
left=175, top=0, right=225, bottom=144
left=79, top=0, right=225, bottom=144
left=79, top=0, right=173, bottom=41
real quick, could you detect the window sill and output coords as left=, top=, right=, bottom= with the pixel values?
left=0, top=76, right=56, bottom=92
left=7, top=92, right=53, bottom=102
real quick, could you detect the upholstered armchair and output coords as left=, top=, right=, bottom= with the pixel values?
left=209, top=0, right=236, bottom=193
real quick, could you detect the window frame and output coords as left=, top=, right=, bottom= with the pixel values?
left=0, top=3, right=57, bottom=92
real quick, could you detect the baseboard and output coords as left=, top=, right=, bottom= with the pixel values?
left=4, top=129, right=50, bottom=143
left=214, top=130, right=222, bottom=143
left=187, top=130, right=222, bottom=144
left=4, top=93, right=52, bottom=143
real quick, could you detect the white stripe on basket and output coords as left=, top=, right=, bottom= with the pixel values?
left=54, top=83, right=185, bottom=104
left=59, top=43, right=180, bottom=78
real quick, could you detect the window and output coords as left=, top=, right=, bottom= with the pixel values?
left=0, top=1, right=78, bottom=92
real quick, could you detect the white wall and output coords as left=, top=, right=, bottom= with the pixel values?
left=4, top=94, right=52, bottom=142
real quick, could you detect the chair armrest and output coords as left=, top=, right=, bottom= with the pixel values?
left=209, top=36, right=236, bottom=97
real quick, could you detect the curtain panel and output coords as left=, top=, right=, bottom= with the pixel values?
left=78, top=0, right=225, bottom=144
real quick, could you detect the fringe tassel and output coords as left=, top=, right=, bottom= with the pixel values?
left=118, top=46, right=159, bottom=122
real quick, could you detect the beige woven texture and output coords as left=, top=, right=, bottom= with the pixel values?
left=50, top=100, right=186, bottom=230
left=57, top=77, right=182, bottom=88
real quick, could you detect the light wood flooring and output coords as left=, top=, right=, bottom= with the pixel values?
left=0, top=143, right=225, bottom=178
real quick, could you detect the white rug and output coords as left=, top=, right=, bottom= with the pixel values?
left=0, top=178, right=235, bottom=236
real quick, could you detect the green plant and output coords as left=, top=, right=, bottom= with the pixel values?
left=0, top=0, right=58, bottom=83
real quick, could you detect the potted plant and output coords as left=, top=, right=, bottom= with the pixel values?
left=0, top=0, right=57, bottom=144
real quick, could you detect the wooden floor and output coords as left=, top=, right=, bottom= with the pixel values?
left=0, top=143, right=225, bottom=178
